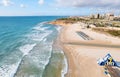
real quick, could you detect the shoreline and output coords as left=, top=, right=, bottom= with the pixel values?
left=55, top=22, right=79, bottom=77
left=51, top=25, right=68, bottom=77
left=50, top=20, right=120, bottom=77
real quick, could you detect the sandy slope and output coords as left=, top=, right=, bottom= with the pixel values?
left=57, top=22, right=120, bottom=77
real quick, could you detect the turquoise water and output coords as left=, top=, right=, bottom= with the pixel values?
left=0, top=16, right=67, bottom=77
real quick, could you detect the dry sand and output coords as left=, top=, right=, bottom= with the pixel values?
left=51, top=21, right=120, bottom=77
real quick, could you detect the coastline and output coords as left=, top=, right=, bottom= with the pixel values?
left=57, top=25, right=76, bottom=77
left=53, top=25, right=68, bottom=77
left=50, top=20, right=120, bottom=77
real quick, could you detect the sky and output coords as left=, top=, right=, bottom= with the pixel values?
left=0, top=0, right=120, bottom=16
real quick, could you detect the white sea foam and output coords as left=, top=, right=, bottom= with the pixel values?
left=33, top=26, right=49, bottom=31
left=33, top=21, right=48, bottom=31
left=61, top=52, right=68, bottom=77
left=32, top=32, right=51, bottom=41
left=0, top=59, right=22, bottom=77
left=56, top=26, right=62, bottom=32
left=25, top=43, right=53, bottom=77
left=0, top=43, right=36, bottom=77
left=19, top=44, right=36, bottom=56
left=41, top=45, right=53, bottom=70
left=37, top=22, right=47, bottom=26
left=30, top=22, right=53, bottom=42
left=43, top=38, right=47, bottom=42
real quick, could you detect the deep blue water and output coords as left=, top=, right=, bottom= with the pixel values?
left=0, top=16, right=67, bottom=77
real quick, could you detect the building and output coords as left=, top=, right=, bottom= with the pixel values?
left=90, top=13, right=104, bottom=19
left=105, top=13, right=114, bottom=20
left=95, top=13, right=100, bottom=19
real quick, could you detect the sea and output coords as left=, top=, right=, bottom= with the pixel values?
left=0, top=16, right=68, bottom=77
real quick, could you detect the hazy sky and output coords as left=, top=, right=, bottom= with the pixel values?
left=0, top=0, right=120, bottom=16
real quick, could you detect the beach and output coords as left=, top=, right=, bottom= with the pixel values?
left=50, top=21, right=120, bottom=77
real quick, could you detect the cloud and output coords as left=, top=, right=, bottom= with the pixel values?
left=0, top=0, right=14, bottom=6
left=38, top=0, right=44, bottom=5
left=20, top=4, right=26, bottom=8
left=56, top=0, right=120, bottom=9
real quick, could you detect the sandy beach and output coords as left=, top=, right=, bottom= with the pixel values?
left=50, top=21, right=120, bottom=77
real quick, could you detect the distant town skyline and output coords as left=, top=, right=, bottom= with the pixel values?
left=0, top=0, right=120, bottom=16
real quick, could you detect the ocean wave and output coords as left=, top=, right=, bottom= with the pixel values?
left=0, top=32, right=16, bottom=42
left=19, top=44, right=36, bottom=56
left=42, top=43, right=53, bottom=67
left=61, top=55, right=68, bottom=77
left=0, top=59, right=22, bottom=77
left=0, top=44, right=37, bottom=77
left=32, top=32, right=52, bottom=42
left=33, top=26, right=49, bottom=31
left=27, top=22, right=53, bottom=42
left=0, top=31, right=14, bottom=36
left=35, top=43, right=53, bottom=69
left=37, top=22, right=47, bottom=26
left=32, top=21, right=51, bottom=31
left=33, top=21, right=47, bottom=29
left=15, top=42, right=54, bottom=77
left=55, top=26, right=62, bottom=32
left=0, top=43, right=36, bottom=77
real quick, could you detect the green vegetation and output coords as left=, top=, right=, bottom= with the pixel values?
left=92, top=28, right=120, bottom=37
left=107, top=30, right=120, bottom=36
left=57, top=17, right=89, bottom=24
left=58, top=17, right=86, bottom=21
left=93, top=23, right=106, bottom=27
